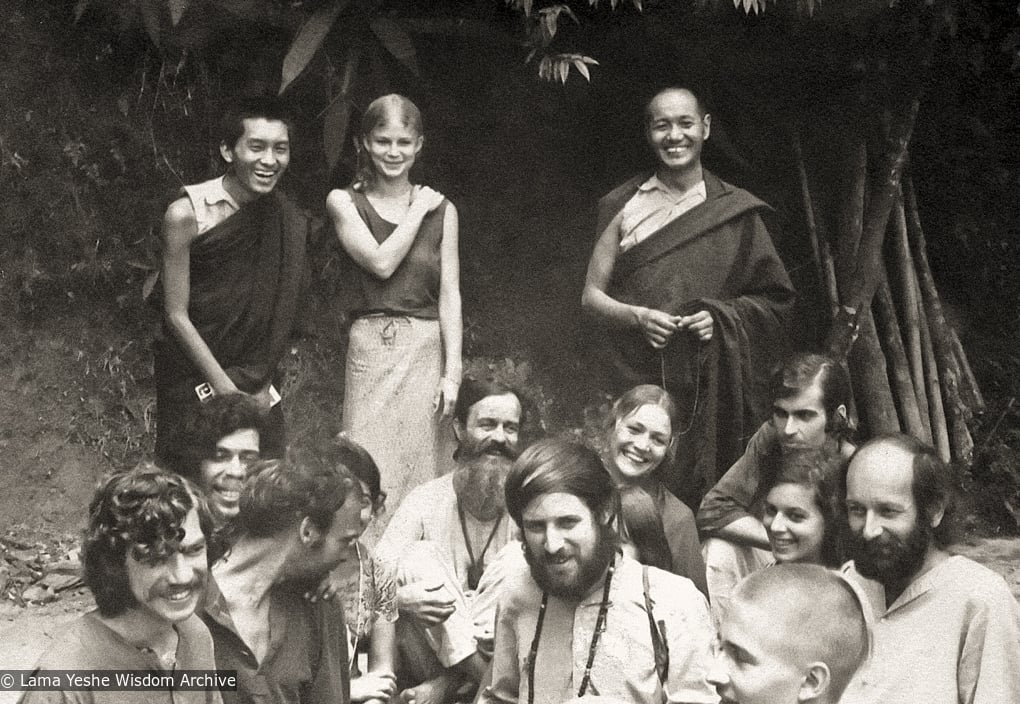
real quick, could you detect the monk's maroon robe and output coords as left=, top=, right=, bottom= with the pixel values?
left=594, top=170, right=794, bottom=509
left=153, top=189, right=308, bottom=463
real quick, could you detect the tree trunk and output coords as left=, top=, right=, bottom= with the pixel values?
left=905, top=174, right=973, bottom=462
left=852, top=307, right=901, bottom=435
left=792, top=128, right=838, bottom=314
left=890, top=191, right=932, bottom=440
left=918, top=291, right=951, bottom=462
left=875, top=271, right=928, bottom=441
left=826, top=98, right=920, bottom=358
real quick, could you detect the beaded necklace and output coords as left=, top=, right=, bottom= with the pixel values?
left=526, top=555, right=616, bottom=704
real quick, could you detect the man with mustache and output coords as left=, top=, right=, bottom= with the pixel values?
left=840, top=434, right=1020, bottom=704
left=376, top=378, right=526, bottom=704
left=482, top=438, right=718, bottom=704
left=19, top=465, right=220, bottom=704
left=201, top=452, right=363, bottom=704
left=697, top=352, right=853, bottom=616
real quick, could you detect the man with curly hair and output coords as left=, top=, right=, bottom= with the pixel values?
left=169, top=393, right=267, bottom=527
left=201, top=452, right=363, bottom=704
left=19, top=464, right=220, bottom=704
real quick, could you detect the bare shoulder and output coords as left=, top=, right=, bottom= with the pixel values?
left=163, top=196, right=198, bottom=243
left=326, top=188, right=353, bottom=209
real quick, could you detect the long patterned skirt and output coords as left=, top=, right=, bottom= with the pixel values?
left=342, top=316, right=453, bottom=533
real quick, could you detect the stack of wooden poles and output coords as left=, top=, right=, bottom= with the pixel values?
left=793, top=128, right=984, bottom=464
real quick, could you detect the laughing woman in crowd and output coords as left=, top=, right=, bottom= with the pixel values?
left=601, top=384, right=708, bottom=596
left=761, top=447, right=846, bottom=568
left=327, top=94, right=462, bottom=516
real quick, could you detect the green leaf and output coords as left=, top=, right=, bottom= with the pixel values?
left=572, top=57, right=590, bottom=80
left=279, top=0, right=351, bottom=94
left=168, top=0, right=189, bottom=26
left=73, top=0, right=90, bottom=23
left=139, top=0, right=164, bottom=48
left=322, top=96, right=352, bottom=172
left=214, top=0, right=288, bottom=27
left=557, top=59, right=569, bottom=83
left=370, top=17, right=420, bottom=77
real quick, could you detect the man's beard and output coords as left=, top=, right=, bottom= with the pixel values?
left=848, top=515, right=932, bottom=588
left=453, top=437, right=517, bottom=522
left=523, top=522, right=619, bottom=600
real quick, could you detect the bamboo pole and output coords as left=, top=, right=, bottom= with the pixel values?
left=875, top=271, right=929, bottom=441
left=905, top=174, right=973, bottom=462
left=918, top=292, right=952, bottom=462
left=950, top=327, right=986, bottom=414
left=891, top=191, right=932, bottom=440
left=792, top=128, right=839, bottom=314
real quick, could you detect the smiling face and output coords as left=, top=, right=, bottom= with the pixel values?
left=199, top=428, right=260, bottom=524
left=608, top=403, right=672, bottom=484
left=845, top=444, right=934, bottom=586
left=772, top=380, right=830, bottom=452
left=764, top=483, right=827, bottom=565
left=646, top=89, right=710, bottom=176
left=363, top=119, right=423, bottom=183
left=709, top=598, right=812, bottom=704
left=124, top=508, right=207, bottom=626
left=521, top=492, right=615, bottom=598
left=221, top=117, right=290, bottom=202
left=458, top=393, right=523, bottom=460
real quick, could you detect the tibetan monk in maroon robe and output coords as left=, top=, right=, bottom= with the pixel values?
left=583, top=88, right=794, bottom=511
left=155, top=102, right=307, bottom=466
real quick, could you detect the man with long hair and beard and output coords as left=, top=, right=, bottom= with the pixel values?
left=483, top=438, right=717, bottom=704
left=841, top=434, right=1020, bottom=704
left=377, top=378, right=528, bottom=704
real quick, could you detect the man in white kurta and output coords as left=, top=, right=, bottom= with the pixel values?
left=841, top=434, right=1020, bottom=704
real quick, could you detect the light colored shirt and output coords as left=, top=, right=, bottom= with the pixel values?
left=182, top=176, right=239, bottom=235
left=482, top=553, right=719, bottom=704
left=841, top=555, right=1020, bottom=704
left=618, top=176, right=707, bottom=253
left=376, top=473, right=514, bottom=591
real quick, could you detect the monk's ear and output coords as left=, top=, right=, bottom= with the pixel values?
left=797, top=662, right=830, bottom=702
left=220, top=141, right=235, bottom=164
left=702, top=113, right=711, bottom=140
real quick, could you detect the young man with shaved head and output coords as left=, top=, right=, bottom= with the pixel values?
left=582, top=86, right=794, bottom=512
left=709, top=564, right=869, bottom=704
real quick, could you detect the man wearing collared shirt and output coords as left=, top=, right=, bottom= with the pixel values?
left=482, top=439, right=718, bottom=704
left=841, top=434, right=1020, bottom=704
left=582, top=87, right=794, bottom=510
left=156, top=97, right=308, bottom=467
left=19, top=465, right=220, bottom=704
left=201, top=452, right=363, bottom=704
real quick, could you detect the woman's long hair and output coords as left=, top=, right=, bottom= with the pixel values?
left=618, top=484, right=673, bottom=571
left=352, top=94, right=423, bottom=193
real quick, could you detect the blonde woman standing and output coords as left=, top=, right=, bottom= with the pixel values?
left=327, top=94, right=461, bottom=518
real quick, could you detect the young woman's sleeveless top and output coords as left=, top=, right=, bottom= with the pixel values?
left=346, top=187, right=446, bottom=319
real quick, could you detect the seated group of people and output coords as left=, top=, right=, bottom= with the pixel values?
left=21, top=353, right=1020, bottom=704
